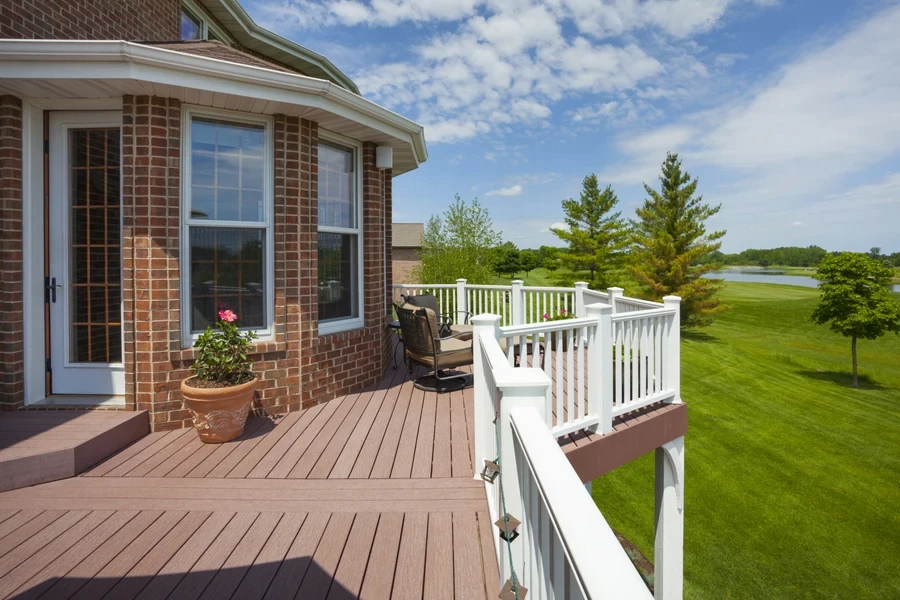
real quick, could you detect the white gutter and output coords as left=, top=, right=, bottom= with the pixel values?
left=0, top=39, right=427, bottom=167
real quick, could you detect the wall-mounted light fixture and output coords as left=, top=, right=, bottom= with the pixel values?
left=376, top=146, right=393, bottom=170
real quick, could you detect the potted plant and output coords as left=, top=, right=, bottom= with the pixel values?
left=181, top=309, right=259, bottom=443
left=544, top=308, right=576, bottom=352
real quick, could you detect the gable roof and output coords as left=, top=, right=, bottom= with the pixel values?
left=197, top=0, right=360, bottom=94
left=393, top=223, right=425, bottom=248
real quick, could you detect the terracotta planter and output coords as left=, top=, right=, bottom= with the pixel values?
left=181, top=377, right=259, bottom=443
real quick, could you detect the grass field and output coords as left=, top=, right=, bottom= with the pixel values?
left=591, top=282, right=900, bottom=599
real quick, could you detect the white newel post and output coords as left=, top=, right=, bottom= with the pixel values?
left=511, top=280, right=525, bottom=325
left=607, top=286, right=624, bottom=315
left=456, top=278, right=468, bottom=321
left=663, top=295, right=681, bottom=403
left=574, top=281, right=588, bottom=318
left=497, top=369, right=551, bottom=587
left=471, top=314, right=501, bottom=479
left=655, top=436, right=685, bottom=600
left=586, top=303, right=614, bottom=434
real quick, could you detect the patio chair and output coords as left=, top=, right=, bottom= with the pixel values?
left=402, top=292, right=473, bottom=341
left=395, top=303, right=474, bottom=392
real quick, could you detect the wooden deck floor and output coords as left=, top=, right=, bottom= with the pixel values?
left=0, top=342, right=683, bottom=599
left=0, top=363, right=500, bottom=600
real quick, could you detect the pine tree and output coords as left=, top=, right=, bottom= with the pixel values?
left=631, top=153, right=726, bottom=326
left=550, top=175, right=629, bottom=289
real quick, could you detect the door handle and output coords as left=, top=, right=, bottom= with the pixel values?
left=46, top=276, right=61, bottom=303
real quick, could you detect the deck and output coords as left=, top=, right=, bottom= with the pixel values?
left=0, top=344, right=682, bottom=599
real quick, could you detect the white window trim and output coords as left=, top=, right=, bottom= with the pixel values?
left=179, top=105, right=275, bottom=348
left=182, top=0, right=234, bottom=44
left=317, top=129, right=365, bottom=336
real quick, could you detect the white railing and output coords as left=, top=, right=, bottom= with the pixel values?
left=511, top=408, right=654, bottom=600
left=396, top=279, right=680, bottom=438
left=499, top=316, right=602, bottom=438
left=472, top=319, right=653, bottom=600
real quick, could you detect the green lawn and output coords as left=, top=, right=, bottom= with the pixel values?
left=592, top=282, right=900, bottom=599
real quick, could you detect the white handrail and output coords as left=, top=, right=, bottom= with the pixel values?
left=511, top=407, right=654, bottom=600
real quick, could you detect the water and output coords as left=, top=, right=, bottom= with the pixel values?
left=702, top=269, right=900, bottom=293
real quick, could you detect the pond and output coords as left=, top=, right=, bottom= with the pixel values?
left=702, top=269, right=900, bottom=293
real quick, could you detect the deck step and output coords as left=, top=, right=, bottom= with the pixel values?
left=0, top=411, right=149, bottom=492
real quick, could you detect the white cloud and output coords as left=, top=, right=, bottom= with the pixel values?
left=260, top=0, right=768, bottom=144
left=540, top=221, right=567, bottom=232
left=486, top=184, right=524, bottom=196
left=601, top=4, right=900, bottom=194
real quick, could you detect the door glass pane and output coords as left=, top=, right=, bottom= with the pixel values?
left=318, top=232, right=358, bottom=321
left=189, top=227, right=266, bottom=333
left=69, top=128, right=121, bottom=364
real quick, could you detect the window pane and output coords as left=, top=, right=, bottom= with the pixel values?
left=317, top=142, right=355, bottom=229
left=190, top=117, right=266, bottom=223
left=181, top=9, right=202, bottom=40
left=190, top=227, right=266, bottom=333
left=318, top=233, right=358, bottom=322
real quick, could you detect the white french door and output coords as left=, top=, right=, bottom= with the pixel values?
left=47, top=111, right=125, bottom=396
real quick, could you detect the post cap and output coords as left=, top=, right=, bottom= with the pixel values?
left=663, top=295, right=682, bottom=304
left=470, top=313, right=502, bottom=325
left=574, top=281, right=589, bottom=288
left=456, top=278, right=467, bottom=283
left=607, top=287, right=624, bottom=293
left=511, top=279, right=524, bottom=285
left=585, top=303, right=612, bottom=316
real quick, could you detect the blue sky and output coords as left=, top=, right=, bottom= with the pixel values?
left=246, top=0, right=900, bottom=253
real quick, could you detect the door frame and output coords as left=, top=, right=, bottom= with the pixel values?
left=20, top=99, right=126, bottom=405
left=47, top=110, right=125, bottom=397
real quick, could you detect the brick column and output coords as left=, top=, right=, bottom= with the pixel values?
left=0, top=96, right=24, bottom=410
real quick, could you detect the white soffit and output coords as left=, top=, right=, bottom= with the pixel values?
left=0, top=40, right=427, bottom=175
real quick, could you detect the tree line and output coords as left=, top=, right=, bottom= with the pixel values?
left=698, top=246, right=900, bottom=268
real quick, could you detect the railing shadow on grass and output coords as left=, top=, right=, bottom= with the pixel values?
left=796, top=370, right=885, bottom=390
left=681, top=329, right=723, bottom=344
left=9, top=555, right=358, bottom=600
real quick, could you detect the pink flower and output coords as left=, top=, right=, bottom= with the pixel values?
left=218, top=309, right=238, bottom=323
left=543, top=313, right=549, bottom=320
left=560, top=308, right=566, bottom=314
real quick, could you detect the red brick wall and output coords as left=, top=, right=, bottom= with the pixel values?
left=0, top=0, right=179, bottom=41
left=0, top=96, right=23, bottom=410
left=392, top=248, right=421, bottom=285
left=0, top=94, right=390, bottom=425
left=297, top=141, right=392, bottom=407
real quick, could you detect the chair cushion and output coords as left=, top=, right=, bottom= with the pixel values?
left=406, top=293, right=453, bottom=336
left=450, top=323, right=473, bottom=341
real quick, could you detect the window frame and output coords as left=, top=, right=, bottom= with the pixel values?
left=181, top=0, right=234, bottom=44
left=317, top=129, right=365, bottom=336
left=179, top=105, right=275, bottom=348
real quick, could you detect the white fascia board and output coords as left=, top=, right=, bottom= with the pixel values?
left=0, top=40, right=427, bottom=167
left=209, top=0, right=360, bottom=95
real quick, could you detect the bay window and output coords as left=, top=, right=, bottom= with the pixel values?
left=318, top=135, right=363, bottom=333
left=181, top=108, right=273, bottom=344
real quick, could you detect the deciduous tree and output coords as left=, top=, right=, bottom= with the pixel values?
left=416, top=195, right=502, bottom=284
left=631, top=152, right=727, bottom=326
left=550, top=175, right=629, bottom=288
left=810, top=252, right=900, bottom=387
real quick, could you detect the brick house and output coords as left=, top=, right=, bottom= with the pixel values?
left=0, top=0, right=427, bottom=430
left=391, top=222, right=424, bottom=284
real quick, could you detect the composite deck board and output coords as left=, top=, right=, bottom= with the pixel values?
left=0, top=340, right=680, bottom=599
left=246, top=405, right=323, bottom=479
